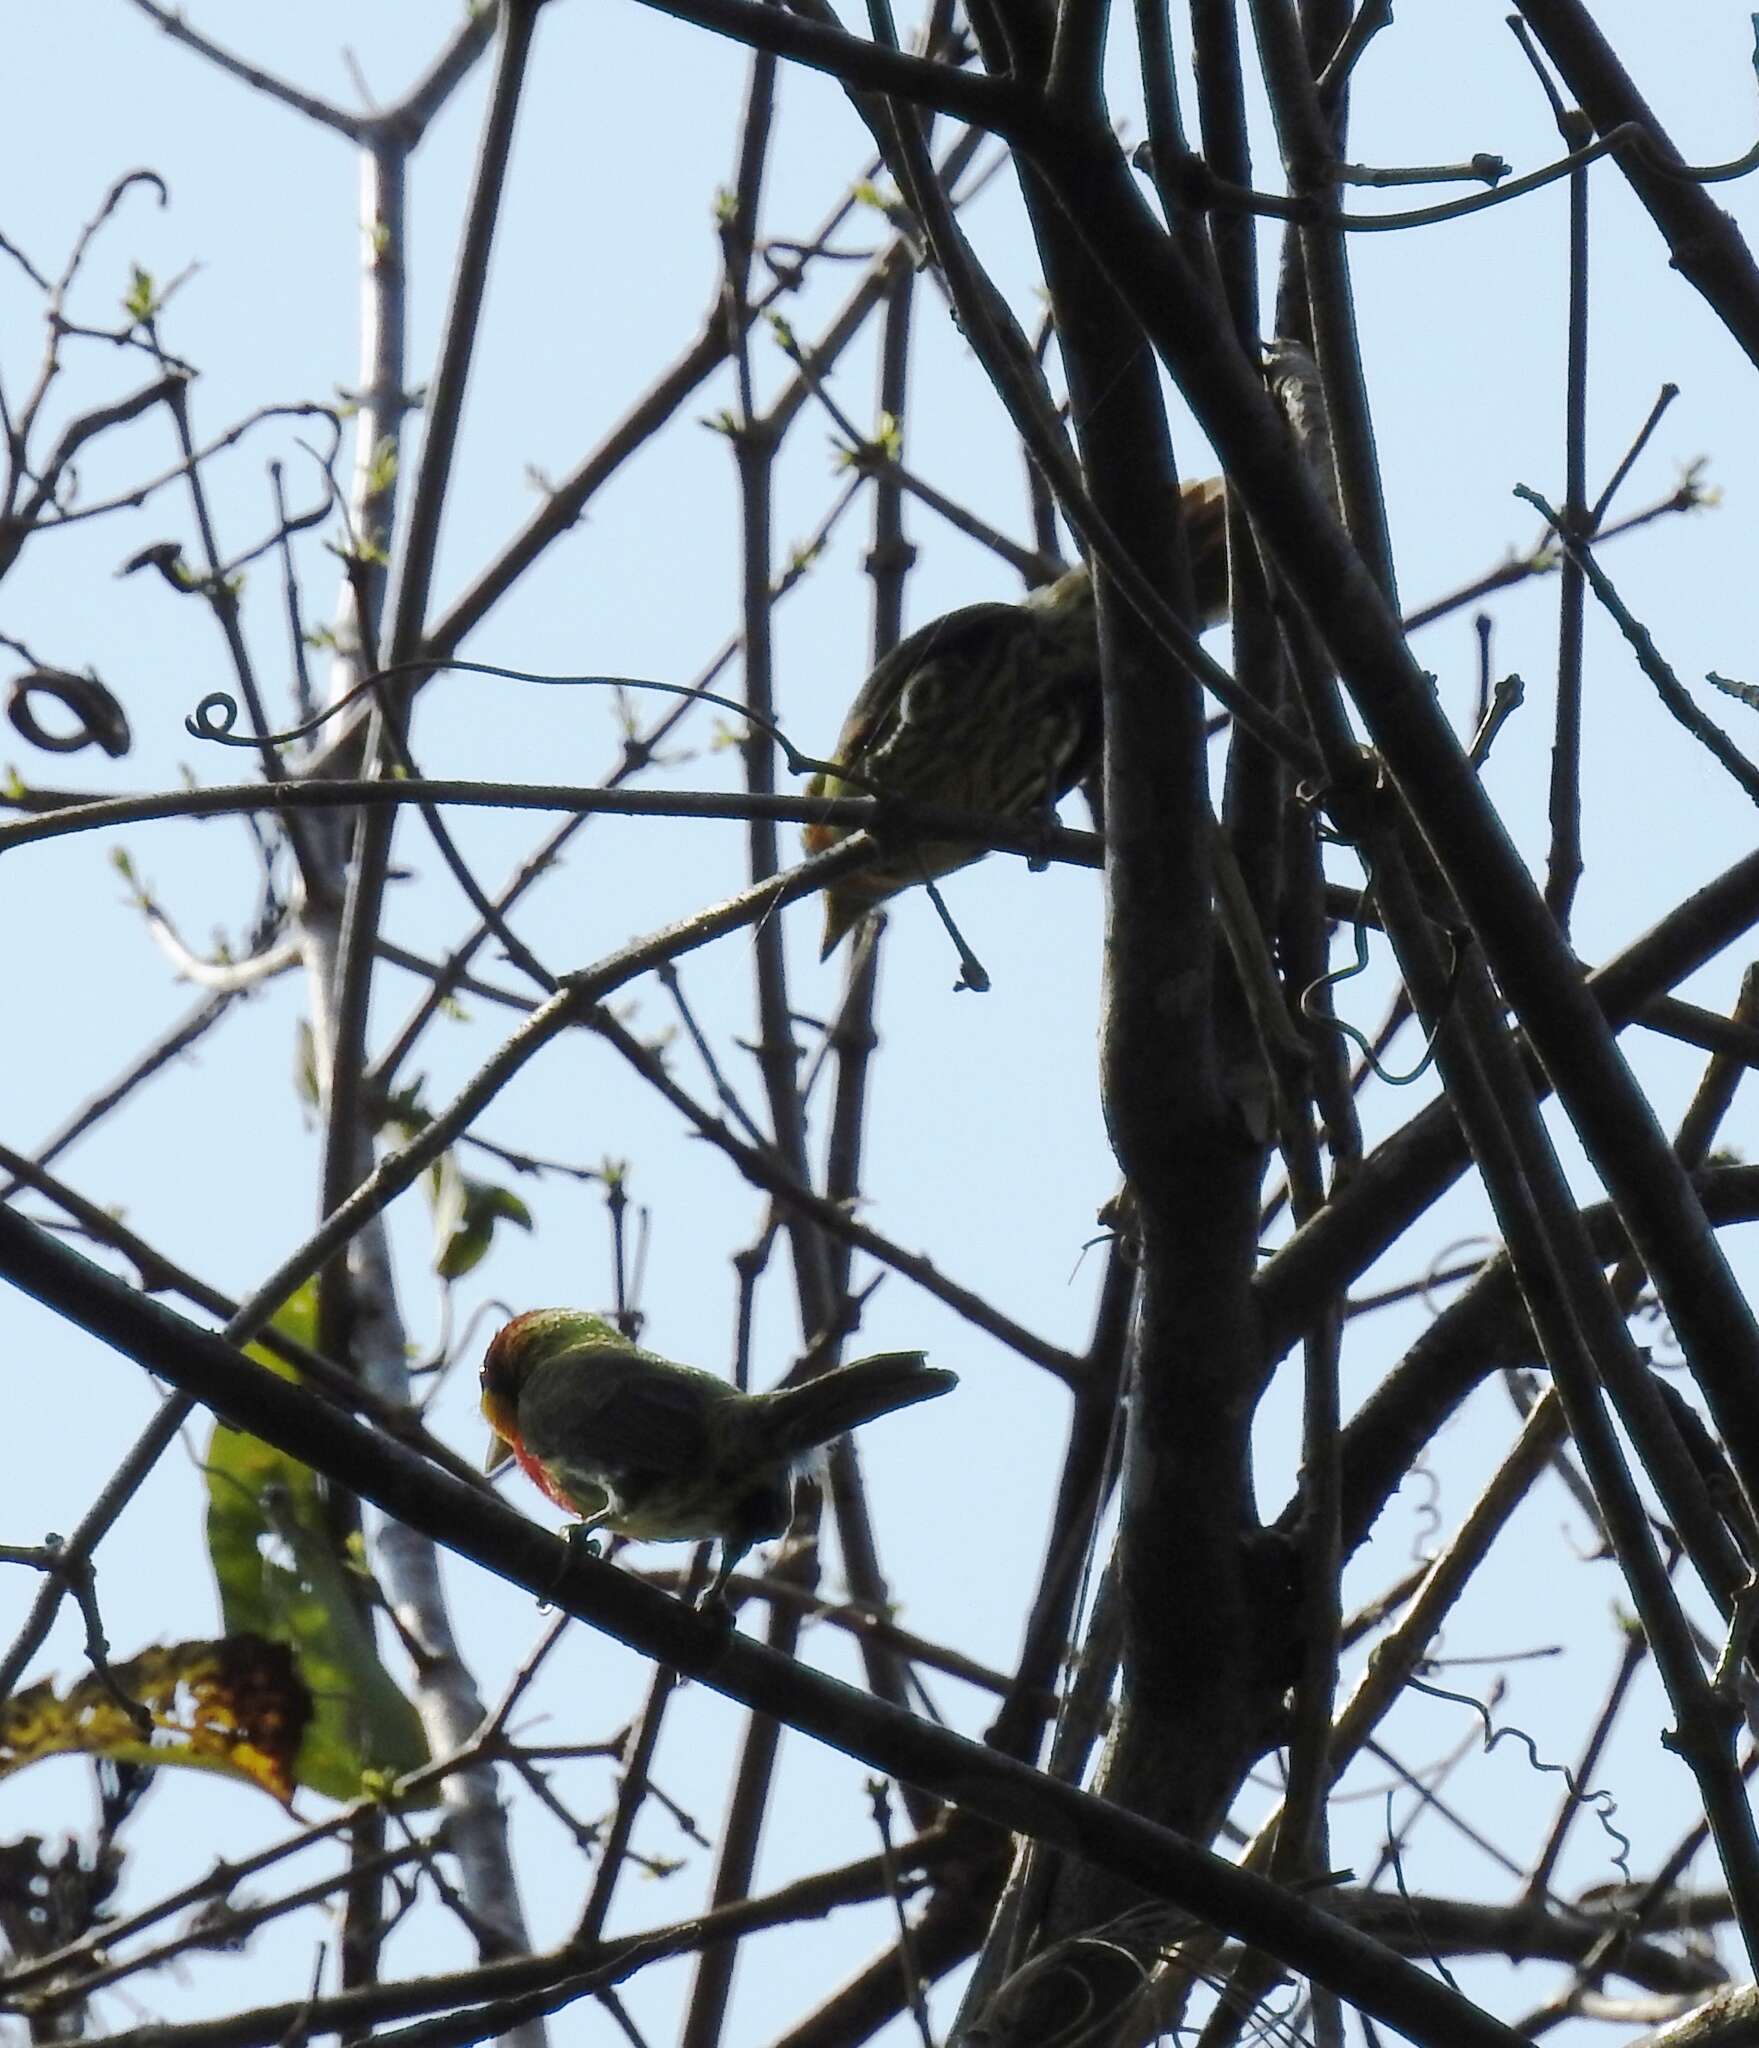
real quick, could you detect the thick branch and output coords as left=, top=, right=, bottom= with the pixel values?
left=0, top=1205, right=1531, bottom=2048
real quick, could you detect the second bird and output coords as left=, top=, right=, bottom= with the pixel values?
left=803, top=474, right=1230, bottom=955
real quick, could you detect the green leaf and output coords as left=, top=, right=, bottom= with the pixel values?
left=364, top=436, right=399, bottom=496
left=123, top=264, right=159, bottom=323
left=204, top=1285, right=431, bottom=1801
left=429, top=1154, right=534, bottom=1280
left=381, top=1079, right=429, bottom=1140
left=292, top=1018, right=320, bottom=1113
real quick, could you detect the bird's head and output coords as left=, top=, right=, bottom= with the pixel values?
left=481, top=1309, right=624, bottom=1474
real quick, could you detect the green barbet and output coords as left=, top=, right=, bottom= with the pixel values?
left=481, top=1310, right=956, bottom=1607
left=803, top=473, right=1231, bottom=955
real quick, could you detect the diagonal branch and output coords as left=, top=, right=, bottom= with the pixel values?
left=0, top=1204, right=1533, bottom=2048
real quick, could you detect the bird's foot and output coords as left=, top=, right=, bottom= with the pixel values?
left=692, top=1550, right=742, bottom=1635
left=537, top=1526, right=605, bottom=1610
left=696, top=1585, right=738, bottom=1630
left=1026, top=798, right=1059, bottom=874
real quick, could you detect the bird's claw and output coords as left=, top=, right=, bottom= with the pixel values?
left=537, top=1526, right=605, bottom=1610
left=693, top=1586, right=739, bottom=1650
left=1025, top=798, right=1059, bottom=874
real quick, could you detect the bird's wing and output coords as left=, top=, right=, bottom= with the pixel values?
left=821, top=601, right=1026, bottom=794
left=516, top=1356, right=720, bottom=1475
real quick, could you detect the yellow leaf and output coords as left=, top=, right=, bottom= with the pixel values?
left=0, top=1636, right=312, bottom=1808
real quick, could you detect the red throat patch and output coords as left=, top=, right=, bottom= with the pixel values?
left=506, top=1432, right=577, bottom=1513
left=485, top=1397, right=581, bottom=1516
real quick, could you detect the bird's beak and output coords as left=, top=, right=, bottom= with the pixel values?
left=484, top=1432, right=514, bottom=1477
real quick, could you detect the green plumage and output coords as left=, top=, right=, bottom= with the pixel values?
left=482, top=1310, right=955, bottom=1607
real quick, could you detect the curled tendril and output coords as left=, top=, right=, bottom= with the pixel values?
left=1296, top=804, right=1465, bottom=1087
left=1407, top=1674, right=1634, bottom=1884
left=1302, top=910, right=1452, bottom=1088
left=9, top=669, right=131, bottom=758
left=1407, top=1456, right=1441, bottom=1558
left=1420, top=1236, right=1496, bottom=1321
left=182, top=657, right=870, bottom=793
left=185, top=690, right=249, bottom=743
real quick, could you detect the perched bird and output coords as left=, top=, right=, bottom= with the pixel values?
left=803, top=473, right=1231, bottom=955
left=482, top=1310, right=956, bottom=1608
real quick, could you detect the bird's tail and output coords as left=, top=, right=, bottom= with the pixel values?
left=1181, top=472, right=1232, bottom=630
left=759, top=1351, right=956, bottom=1459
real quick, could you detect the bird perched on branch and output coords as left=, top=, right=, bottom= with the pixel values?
left=803, top=474, right=1231, bottom=956
left=482, top=1309, right=956, bottom=1609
